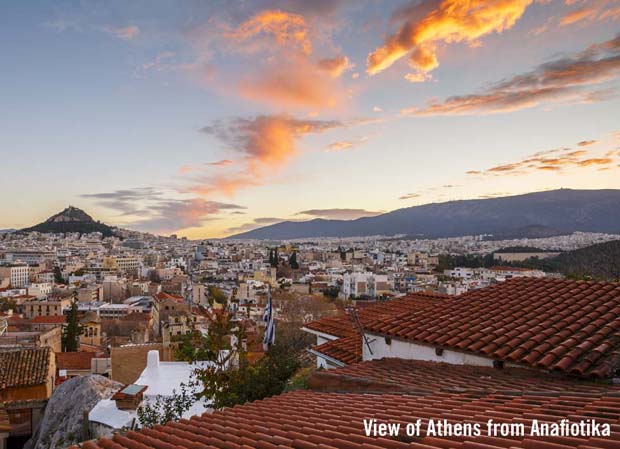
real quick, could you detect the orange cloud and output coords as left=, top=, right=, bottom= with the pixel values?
left=405, top=34, right=620, bottom=116
left=237, top=55, right=341, bottom=109
left=405, top=72, right=433, bottom=83
left=207, top=159, right=233, bottom=167
left=326, top=135, right=370, bottom=152
left=575, top=157, right=613, bottom=166
left=228, top=10, right=311, bottom=54
left=192, top=115, right=343, bottom=196
left=317, top=55, right=353, bottom=78
left=104, top=24, right=140, bottom=40
left=467, top=139, right=617, bottom=176
left=559, top=0, right=620, bottom=27
left=367, top=0, right=532, bottom=77
left=577, top=140, right=597, bottom=147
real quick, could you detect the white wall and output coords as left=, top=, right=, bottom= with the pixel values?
left=363, top=332, right=496, bottom=366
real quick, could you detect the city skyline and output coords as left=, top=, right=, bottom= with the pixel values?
left=2, top=0, right=620, bottom=238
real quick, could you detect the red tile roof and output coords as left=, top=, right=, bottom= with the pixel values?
left=305, top=293, right=445, bottom=365
left=312, top=335, right=362, bottom=365
left=154, top=292, right=184, bottom=303
left=309, top=358, right=620, bottom=394
left=364, top=278, right=620, bottom=378
left=304, top=292, right=445, bottom=338
left=0, top=347, right=51, bottom=389
left=75, top=389, right=620, bottom=449
left=56, top=351, right=96, bottom=371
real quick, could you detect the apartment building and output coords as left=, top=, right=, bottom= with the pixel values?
left=0, top=265, right=31, bottom=288
left=22, top=298, right=72, bottom=318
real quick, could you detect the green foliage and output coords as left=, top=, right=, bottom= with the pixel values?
left=207, top=286, right=227, bottom=306
left=436, top=253, right=495, bottom=271
left=289, top=251, right=299, bottom=270
left=190, top=308, right=304, bottom=410
left=269, top=248, right=279, bottom=268
left=61, top=300, right=84, bottom=352
left=284, top=366, right=315, bottom=392
left=53, top=266, right=66, bottom=284
left=0, top=298, right=17, bottom=312
left=137, top=380, right=197, bottom=428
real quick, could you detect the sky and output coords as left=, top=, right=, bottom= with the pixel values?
left=1, top=0, right=620, bottom=238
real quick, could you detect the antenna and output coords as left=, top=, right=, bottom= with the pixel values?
left=347, top=306, right=373, bottom=356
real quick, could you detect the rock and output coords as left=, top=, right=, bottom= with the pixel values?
left=25, top=375, right=123, bottom=449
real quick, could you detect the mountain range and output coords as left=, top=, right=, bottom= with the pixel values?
left=228, top=189, right=620, bottom=240
left=20, top=206, right=116, bottom=237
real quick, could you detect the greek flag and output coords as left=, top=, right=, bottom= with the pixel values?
left=262, top=285, right=275, bottom=350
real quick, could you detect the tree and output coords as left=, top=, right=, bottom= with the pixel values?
left=62, top=300, right=84, bottom=352
left=207, top=286, right=227, bottom=306
left=189, top=308, right=302, bottom=410
left=137, top=380, right=197, bottom=428
left=0, top=298, right=17, bottom=312
left=53, top=266, right=65, bottom=284
left=289, top=251, right=299, bottom=270
left=269, top=248, right=279, bottom=268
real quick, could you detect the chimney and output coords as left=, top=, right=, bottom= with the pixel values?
left=146, top=350, right=160, bottom=370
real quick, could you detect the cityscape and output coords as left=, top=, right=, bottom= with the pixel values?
left=2, top=1, right=620, bottom=449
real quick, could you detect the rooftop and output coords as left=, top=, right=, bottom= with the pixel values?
left=364, top=278, right=620, bottom=378
left=309, top=358, right=620, bottom=395
left=75, top=389, right=620, bottom=449
left=0, top=347, right=51, bottom=389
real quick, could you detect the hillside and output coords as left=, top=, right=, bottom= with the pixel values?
left=20, top=206, right=115, bottom=237
left=550, top=240, right=620, bottom=281
left=229, top=189, right=620, bottom=240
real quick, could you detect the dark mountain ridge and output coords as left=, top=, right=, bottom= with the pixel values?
left=21, top=206, right=115, bottom=237
left=229, top=189, right=620, bottom=240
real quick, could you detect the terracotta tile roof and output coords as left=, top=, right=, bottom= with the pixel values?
left=75, top=389, right=620, bottom=449
left=309, top=358, right=620, bottom=394
left=30, top=315, right=66, bottom=324
left=154, top=292, right=184, bottom=303
left=364, top=278, right=620, bottom=378
left=0, top=347, right=51, bottom=389
left=304, top=293, right=445, bottom=338
left=312, top=335, right=362, bottom=365
left=56, top=351, right=96, bottom=371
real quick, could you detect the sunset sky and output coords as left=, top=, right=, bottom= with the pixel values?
left=1, top=0, right=620, bottom=238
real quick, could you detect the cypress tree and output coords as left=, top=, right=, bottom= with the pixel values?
left=62, top=299, right=84, bottom=352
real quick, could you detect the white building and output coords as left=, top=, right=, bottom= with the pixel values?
left=88, top=350, right=211, bottom=437
left=0, top=265, right=31, bottom=288
left=342, top=272, right=391, bottom=298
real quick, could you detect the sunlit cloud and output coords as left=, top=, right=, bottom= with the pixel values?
left=367, top=0, right=532, bottom=78
left=189, top=115, right=344, bottom=197
left=317, top=55, right=353, bottom=78
left=466, top=138, right=618, bottom=176
left=403, top=33, right=620, bottom=116
left=225, top=9, right=312, bottom=54
left=326, top=135, right=370, bottom=152
left=82, top=188, right=245, bottom=233
left=237, top=55, right=342, bottom=109
left=103, top=24, right=140, bottom=40
left=578, top=140, right=598, bottom=146
left=405, top=72, right=433, bottom=83
left=295, top=208, right=383, bottom=219
left=207, top=159, right=233, bottom=167
left=559, top=0, right=620, bottom=27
